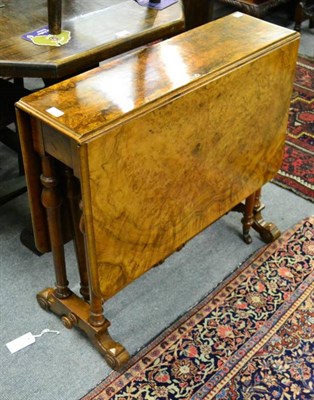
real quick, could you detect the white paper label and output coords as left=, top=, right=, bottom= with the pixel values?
left=46, top=107, right=64, bottom=117
left=6, top=332, right=35, bottom=353
left=115, top=30, right=130, bottom=38
left=233, top=12, right=243, bottom=18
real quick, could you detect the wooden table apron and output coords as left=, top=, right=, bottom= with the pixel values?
left=15, top=14, right=299, bottom=369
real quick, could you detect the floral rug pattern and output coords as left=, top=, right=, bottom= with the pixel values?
left=217, top=291, right=314, bottom=400
left=273, top=56, right=314, bottom=202
left=82, top=217, right=314, bottom=399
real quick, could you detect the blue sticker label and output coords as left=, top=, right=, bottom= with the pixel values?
left=22, top=26, right=50, bottom=42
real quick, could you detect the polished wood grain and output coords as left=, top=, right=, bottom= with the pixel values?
left=16, top=14, right=299, bottom=368
left=85, top=44, right=299, bottom=300
left=0, top=0, right=184, bottom=78
left=18, top=14, right=299, bottom=142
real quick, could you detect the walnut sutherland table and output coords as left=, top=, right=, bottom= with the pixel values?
left=16, top=14, right=299, bottom=370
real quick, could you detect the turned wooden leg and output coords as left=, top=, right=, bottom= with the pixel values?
left=40, top=155, right=70, bottom=299
left=294, top=1, right=303, bottom=31
left=79, top=200, right=107, bottom=327
left=36, top=197, right=130, bottom=370
left=251, top=188, right=281, bottom=243
left=65, top=168, right=89, bottom=300
left=242, top=192, right=256, bottom=244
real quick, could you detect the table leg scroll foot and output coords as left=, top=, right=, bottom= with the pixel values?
left=36, top=287, right=130, bottom=370
left=96, top=331, right=130, bottom=371
left=232, top=189, right=281, bottom=244
left=252, top=210, right=281, bottom=243
left=252, top=190, right=281, bottom=243
left=37, top=287, right=56, bottom=310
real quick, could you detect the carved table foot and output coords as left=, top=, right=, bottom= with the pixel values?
left=251, top=203, right=281, bottom=243
left=232, top=192, right=281, bottom=244
left=37, top=288, right=130, bottom=370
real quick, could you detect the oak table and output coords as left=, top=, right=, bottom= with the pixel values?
left=16, top=14, right=299, bottom=370
left=0, top=0, right=185, bottom=79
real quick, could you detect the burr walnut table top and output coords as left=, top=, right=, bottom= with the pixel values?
left=17, top=13, right=298, bottom=142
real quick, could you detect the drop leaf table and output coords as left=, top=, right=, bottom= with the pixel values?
left=16, top=13, right=299, bottom=370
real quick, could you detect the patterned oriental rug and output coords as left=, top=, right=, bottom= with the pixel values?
left=272, top=56, right=314, bottom=202
left=82, top=216, right=314, bottom=400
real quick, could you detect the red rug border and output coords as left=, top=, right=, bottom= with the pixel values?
left=272, top=55, right=314, bottom=202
